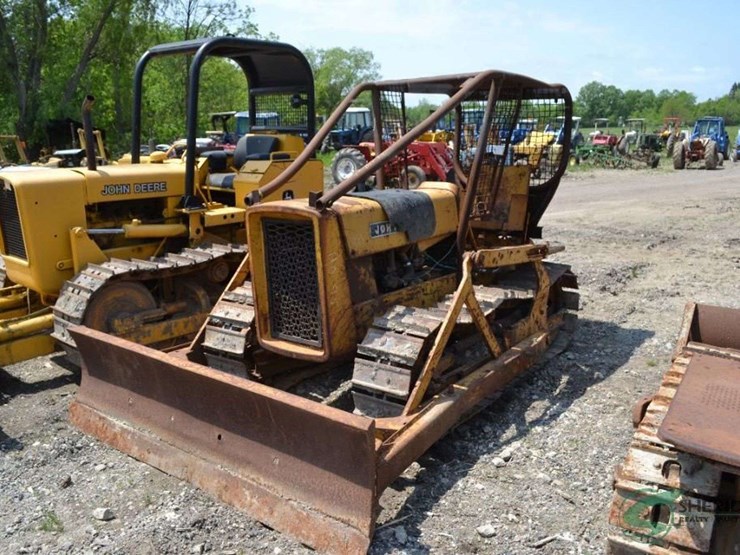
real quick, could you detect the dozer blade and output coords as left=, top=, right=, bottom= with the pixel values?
left=69, top=326, right=378, bottom=554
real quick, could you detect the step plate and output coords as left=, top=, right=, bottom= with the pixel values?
left=659, top=352, right=740, bottom=469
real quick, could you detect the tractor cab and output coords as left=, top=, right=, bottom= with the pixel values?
left=321, top=106, right=374, bottom=152
left=690, top=116, right=730, bottom=161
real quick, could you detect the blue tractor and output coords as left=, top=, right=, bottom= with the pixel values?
left=320, top=106, right=374, bottom=152
left=673, top=116, right=730, bottom=169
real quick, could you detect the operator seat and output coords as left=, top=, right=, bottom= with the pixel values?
left=234, top=135, right=287, bottom=168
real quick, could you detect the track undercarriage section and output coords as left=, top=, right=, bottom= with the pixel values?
left=351, top=262, right=576, bottom=417
left=52, top=243, right=246, bottom=363
left=192, top=250, right=579, bottom=414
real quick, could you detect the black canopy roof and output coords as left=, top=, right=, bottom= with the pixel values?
left=130, top=37, right=316, bottom=194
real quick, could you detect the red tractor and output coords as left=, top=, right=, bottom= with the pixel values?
left=589, top=117, right=620, bottom=152
left=330, top=137, right=454, bottom=190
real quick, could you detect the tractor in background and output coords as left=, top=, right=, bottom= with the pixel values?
left=330, top=135, right=454, bottom=189
left=589, top=117, right=620, bottom=151
left=660, top=116, right=683, bottom=157
left=206, top=111, right=281, bottom=150
left=673, top=116, right=730, bottom=170
left=320, top=106, right=374, bottom=152
left=621, top=118, right=661, bottom=168
left=514, top=117, right=583, bottom=174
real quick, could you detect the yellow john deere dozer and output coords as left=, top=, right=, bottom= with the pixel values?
left=0, top=36, right=322, bottom=365
left=69, top=71, right=579, bottom=553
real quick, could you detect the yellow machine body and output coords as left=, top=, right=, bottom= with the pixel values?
left=1, top=164, right=186, bottom=298
left=0, top=137, right=320, bottom=364
left=0, top=138, right=321, bottom=300
left=246, top=182, right=460, bottom=363
left=513, top=129, right=558, bottom=170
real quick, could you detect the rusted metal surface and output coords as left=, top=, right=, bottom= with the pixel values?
left=71, top=299, right=576, bottom=552
left=378, top=319, right=566, bottom=490
left=688, top=303, right=740, bottom=351
left=609, top=303, right=740, bottom=554
left=658, top=352, right=740, bottom=468
left=608, top=350, right=723, bottom=552
left=456, top=80, right=497, bottom=257
left=69, top=326, right=378, bottom=555
left=631, top=395, right=654, bottom=428
left=609, top=482, right=716, bottom=552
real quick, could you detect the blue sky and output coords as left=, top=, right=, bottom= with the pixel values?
left=247, top=0, right=738, bottom=101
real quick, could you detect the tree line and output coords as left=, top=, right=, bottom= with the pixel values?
left=2, top=0, right=736, bottom=158
left=0, top=0, right=380, bottom=157
left=575, top=81, right=740, bottom=130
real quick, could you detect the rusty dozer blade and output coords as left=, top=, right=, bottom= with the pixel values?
left=69, top=327, right=377, bottom=554
left=69, top=313, right=571, bottom=554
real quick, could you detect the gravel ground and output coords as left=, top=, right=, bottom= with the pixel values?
left=1, top=162, right=739, bottom=554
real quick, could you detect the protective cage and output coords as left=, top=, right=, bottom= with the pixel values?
left=376, top=84, right=569, bottom=187
left=260, top=71, right=572, bottom=239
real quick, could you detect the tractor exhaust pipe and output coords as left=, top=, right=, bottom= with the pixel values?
left=81, top=95, right=97, bottom=171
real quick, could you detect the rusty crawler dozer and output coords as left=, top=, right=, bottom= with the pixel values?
left=608, top=303, right=740, bottom=554
left=69, top=71, right=579, bottom=553
left=0, top=36, right=320, bottom=366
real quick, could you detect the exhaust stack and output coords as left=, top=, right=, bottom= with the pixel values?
left=81, top=95, right=97, bottom=171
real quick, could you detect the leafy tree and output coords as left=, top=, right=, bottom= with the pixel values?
left=305, top=47, right=381, bottom=117
left=0, top=0, right=265, bottom=154
left=657, top=90, right=696, bottom=122
left=574, top=81, right=625, bottom=127
left=406, top=99, right=439, bottom=127
left=0, top=0, right=125, bottom=153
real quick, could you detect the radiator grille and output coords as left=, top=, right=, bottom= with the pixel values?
left=263, top=218, right=322, bottom=347
left=0, top=183, right=26, bottom=259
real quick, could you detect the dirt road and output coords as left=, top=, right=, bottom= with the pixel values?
left=1, top=164, right=738, bottom=554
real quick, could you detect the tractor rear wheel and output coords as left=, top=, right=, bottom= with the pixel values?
left=331, top=147, right=368, bottom=184
left=672, top=141, right=685, bottom=170
left=665, top=134, right=675, bottom=158
left=401, top=165, right=426, bottom=189
left=616, top=136, right=629, bottom=155
left=732, top=147, right=738, bottom=163
left=704, top=139, right=718, bottom=170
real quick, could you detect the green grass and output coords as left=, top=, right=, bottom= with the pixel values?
left=39, top=510, right=64, bottom=533
left=316, top=151, right=334, bottom=167
left=726, top=124, right=739, bottom=146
